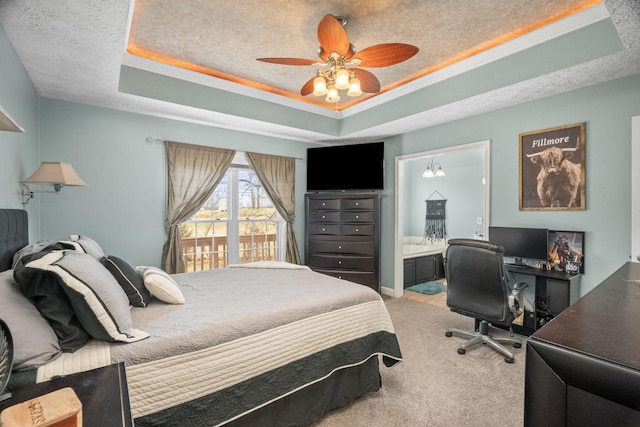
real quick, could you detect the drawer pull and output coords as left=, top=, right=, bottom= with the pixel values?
left=355, top=215, right=359, bottom=219
left=322, top=215, right=326, bottom=219
left=322, top=202, right=326, bottom=206
left=356, top=228, right=359, bottom=232
left=355, top=202, right=359, bottom=206
left=338, top=260, right=342, bottom=264
left=338, top=246, right=342, bottom=249
left=322, top=228, right=326, bottom=231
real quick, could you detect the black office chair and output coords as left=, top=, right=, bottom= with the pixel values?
left=444, top=238, right=528, bottom=363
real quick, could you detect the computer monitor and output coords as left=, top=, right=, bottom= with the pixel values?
left=488, top=226, right=548, bottom=266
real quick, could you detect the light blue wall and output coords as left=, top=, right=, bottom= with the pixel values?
left=403, top=149, right=485, bottom=239
left=35, top=99, right=310, bottom=267
left=0, top=24, right=41, bottom=238
left=2, top=21, right=640, bottom=297
left=383, top=73, right=640, bottom=296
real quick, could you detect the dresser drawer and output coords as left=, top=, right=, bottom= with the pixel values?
left=308, top=198, right=340, bottom=211
left=341, top=198, right=375, bottom=211
left=308, top=211, right=341, bottom=223
left=341, top=211, right=374, bottom=223
left=308, top=254, right=375, bottom=270
left=341, top=224, right=375, bottom=236
left=307, top=224, right=341, bottom=235
left=313, top=269, right=377, bottom=288
left=308, top=240, right=375, bottom=256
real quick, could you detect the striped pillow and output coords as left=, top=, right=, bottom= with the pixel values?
left=100, top=255, right=151, bottom=307
left=26, top=250, right=149, bottom=343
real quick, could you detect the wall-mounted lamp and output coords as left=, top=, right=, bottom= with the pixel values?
left=0, top=105, right=24, bottom=133
left=423, top=159, right=446, bottom=178
left=22, top=162, right=88, bottom=204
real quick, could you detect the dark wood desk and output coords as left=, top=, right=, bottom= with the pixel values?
left=524, top=262, right=640, bottom=426
left=0, top=363, right=133, bottom=427
left=506, top=264, right=581, bottom=335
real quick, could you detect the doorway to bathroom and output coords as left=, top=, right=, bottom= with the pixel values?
left=393, top=140, right=490, bottom=297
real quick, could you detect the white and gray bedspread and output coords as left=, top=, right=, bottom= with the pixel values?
left=36, top=264, right=402, bottom=426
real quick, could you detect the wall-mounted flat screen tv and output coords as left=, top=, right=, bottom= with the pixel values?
left=306, top=142, right=384, bottom=192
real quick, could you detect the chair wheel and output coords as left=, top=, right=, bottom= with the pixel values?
left=457, top=348, right=466, bottom=355
left=504, top=357, right=514, bottom=363
left=513, top=342, right=521, bottom=348
left=445, top=331, right=453, bottom=337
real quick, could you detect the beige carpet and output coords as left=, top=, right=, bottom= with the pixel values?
left=311, top=295, right=526, bottom=427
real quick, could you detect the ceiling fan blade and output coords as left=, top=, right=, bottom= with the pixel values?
left=352, top=43, right=419, bottom=67
left=300, top=77, right=315, bottom=96
left=317, top=15, right=350, bottom=58
left=351, top=68, right=381, bottom=93
left=257, top=58, right=317, bottom=66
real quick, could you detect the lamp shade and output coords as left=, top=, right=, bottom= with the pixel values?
left=23, top=162, right=88, bottom=187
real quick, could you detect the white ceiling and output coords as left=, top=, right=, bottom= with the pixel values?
left=0, top=0, right=639, bottom=145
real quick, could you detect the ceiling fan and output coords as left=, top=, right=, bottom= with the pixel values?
left=257, top=14, right=419, bottom=103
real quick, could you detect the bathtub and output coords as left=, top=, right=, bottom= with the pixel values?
left=403, top=236, right=447, bottom=259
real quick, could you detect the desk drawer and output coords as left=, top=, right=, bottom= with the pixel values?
left=308, top=240, right=374, bottom=256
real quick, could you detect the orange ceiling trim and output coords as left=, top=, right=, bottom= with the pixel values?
left=397, top=0, right=603, bottom=88
left=127, top=42, right=380, bottom=111
left=126, top=0, right=601, bottom=112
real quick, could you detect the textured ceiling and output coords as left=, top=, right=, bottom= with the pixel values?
left=127, top=0, right=601, bottom=110
left=0, top=0, right=639, bottom=144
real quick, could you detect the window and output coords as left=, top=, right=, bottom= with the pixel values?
left=180, top=157, right=285, bottom=272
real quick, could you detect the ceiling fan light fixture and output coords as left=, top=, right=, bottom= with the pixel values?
left=334, top=67, right=350, bottom=90
left=313, top=76, right=328, bottom=96
left=257, top=15, right=418, bottom=105
left=347, top=77, right=362, bottom=97
left=326, top=85, right=340, bottom=103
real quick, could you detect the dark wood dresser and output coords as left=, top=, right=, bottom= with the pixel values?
left=524, top=262, right=640, bottom=426
left=305, top=192, right=380, bottom=292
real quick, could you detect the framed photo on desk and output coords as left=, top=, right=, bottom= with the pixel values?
left=548, top=230, right=584, bottom=273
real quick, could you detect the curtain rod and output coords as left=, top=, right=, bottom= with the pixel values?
left=145, top=136, right=304, bottom=160
left=146, top=137, right=165, bottom=144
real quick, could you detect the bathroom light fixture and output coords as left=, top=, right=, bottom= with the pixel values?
left=423, top=159, right=446, bottom=178
left=21, top=162, right=88, bottom=204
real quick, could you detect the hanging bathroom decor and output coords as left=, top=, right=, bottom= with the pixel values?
left=424, top=191, right=447, bottom=242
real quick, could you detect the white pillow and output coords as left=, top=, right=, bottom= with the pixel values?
left=136, top=266, right=185, bottom=304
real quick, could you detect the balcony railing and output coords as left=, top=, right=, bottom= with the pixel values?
left=181, top=234, right=277, bottom=272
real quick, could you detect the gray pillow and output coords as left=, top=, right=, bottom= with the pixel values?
left=69, top=235, right=105, bottom=259
left=26, top=250, right=149, bottom=343
left=0, top=270, right=62, bottom=371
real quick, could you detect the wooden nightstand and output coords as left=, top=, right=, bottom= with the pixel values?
left=0, top=363, right=133, bottom=427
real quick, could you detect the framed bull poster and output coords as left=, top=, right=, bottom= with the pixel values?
left=519, top=122, right=586, bottom=210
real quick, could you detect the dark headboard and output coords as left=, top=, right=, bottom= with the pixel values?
left=0, top=209, right=28, bottom=271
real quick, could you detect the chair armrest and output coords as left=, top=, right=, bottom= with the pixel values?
left=513, top=281, right=528, bottom=292
left=508, top=281, right=528, bottom=318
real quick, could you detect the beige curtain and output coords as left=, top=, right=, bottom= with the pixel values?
left=162, top=141, right=235, bottom=273
left=246, top=152, right=301, bottom=264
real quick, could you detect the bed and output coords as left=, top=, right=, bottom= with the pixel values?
left=0, top=209, right=402, bottom=426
